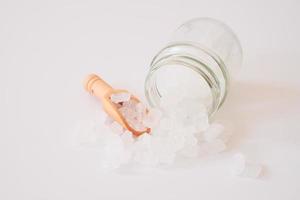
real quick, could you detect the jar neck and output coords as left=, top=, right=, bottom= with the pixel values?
left=145, top=42, right=230, bottom=117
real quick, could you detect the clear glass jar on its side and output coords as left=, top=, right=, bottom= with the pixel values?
left=145, top=18, right=243, bottom=116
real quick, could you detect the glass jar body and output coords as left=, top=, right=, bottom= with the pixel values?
left=145, top=18, right=243, bottom=116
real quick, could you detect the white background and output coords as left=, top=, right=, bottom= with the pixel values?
left=1, top=0, right=300, bottom=199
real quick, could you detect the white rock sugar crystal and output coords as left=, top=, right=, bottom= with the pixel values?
left=110, top=92, right=131, bottom=103
left=118, top=99, right=147, bottom=132
left=231, top=153, right=246, bottom=175
left=142, top=108, right=162, bottom=128
left=203, top=123, right=224, bottom=142
left=199, top=139, right=226, bottom=155
left=179, top=134, right=199, bottom=158
left=93, top=93, right=232, bottom=169
left=231, top=153, right=262, bottom=179
left=102, top=133, right=132, bottom=169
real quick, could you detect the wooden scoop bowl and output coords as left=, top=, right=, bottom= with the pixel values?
left=83, top=74, right=150, bottom=137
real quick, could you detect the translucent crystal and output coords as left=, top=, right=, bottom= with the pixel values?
left=110, top=92, right=131, bottom=103
left=160, top=91, right=182, bottom=113
left=203, top=123, right=224, bottom=142
left=102, top=134, right=125, bottom=169
left=200, top=139, right=226, bottom=155
left=180, top=144, right=199, bottom=158
left=231, top=153, right=246, bottom=175
left=122, top=100, right=136, bottom=110
left=142, top=108, right=162, bottom=128
left=135, top=102, right=147, bottom=117
left=159, top=152, right=176, bottom=164
left=231, top=153, right=262, bottom=178
left=241, top=163, right=262, bottom=178
left=117, top=99, right=148, bottom=132
left=133, top=134, right=160, bottom=166
left=169, top=132, right=186, bottom=151
left=194, top=113, right=209, bottom=132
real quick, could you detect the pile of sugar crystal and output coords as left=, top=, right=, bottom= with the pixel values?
left=95, top=92, right=233, bottom=169
left=75, top=90, right=263, bottom=178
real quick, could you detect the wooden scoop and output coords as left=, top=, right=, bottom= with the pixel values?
left=83, top=74, right=150, bottom=136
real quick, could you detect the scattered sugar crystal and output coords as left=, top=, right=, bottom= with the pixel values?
left=160, top=92, right=182, bottom=113
left=157, top=150, right=176, bottom=164
left=128, top=120, right=144, bottom=132
left=241, top=163, right=262, bottom=178
left=136, top=132, right=152, bottom=147
left=142, top=108, right=162, bottom=128
left=220, top=122, right=233, bottom=142
left=200, top=139, right=226, bottom=155
left=147, top=136, right=176, bottom=164
left=121, top=100, right=136, bottom=110
left=177, top=98, right=207, bottom=116
left=184, top=135, right=198, bottom=146
left=118, top=99, right=148, bottom=132
left=171, top=99, right=209, bottom=132
left=180, top=144, right=199, bottom=158
left=118, top=105, right=134, bottom=118
left=133, top=134, right=159, bottom=166
left=231, top=153, right=246, bottom=175
left=134, top=150, right=159, bottom=166
left=135, top=102, right=147, bottom=116
left=102, top=134, right=125, bottom=169
left=169, top=132, right=186, bottom=151
left=87, top=90, right=237, bottom=169
left=203, top=123, right=224, bottom=142
left=231, top=153, right=262, bottom=178
left=158, top=152, right=176, bottom=164
left=110, top=92, right=131, bottom=103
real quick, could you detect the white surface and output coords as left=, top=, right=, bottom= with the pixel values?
left=1, top=0, right=300, bottom=199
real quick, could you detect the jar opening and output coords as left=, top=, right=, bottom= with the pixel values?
left=145, top=43, right=228, bottom=116
left=145, top=62, right=215, bottom=114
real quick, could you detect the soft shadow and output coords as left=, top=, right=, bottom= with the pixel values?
left=214, top=81, right=300, bottom=148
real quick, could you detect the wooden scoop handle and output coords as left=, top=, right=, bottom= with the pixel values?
left=83, top=74, right=113, bottom=100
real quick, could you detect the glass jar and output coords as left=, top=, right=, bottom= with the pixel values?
left=145, top=18, right=243, bottom=116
